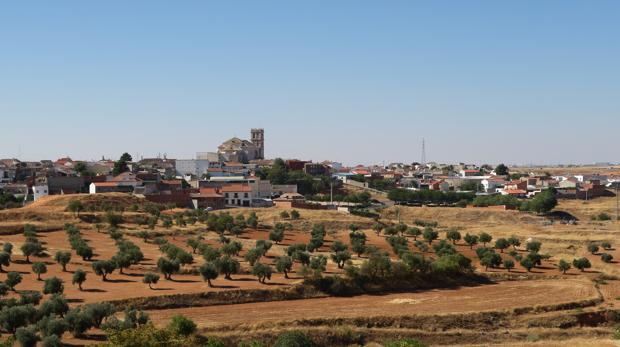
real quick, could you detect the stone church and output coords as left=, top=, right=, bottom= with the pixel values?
left=217, top=128, right=264, bottom=163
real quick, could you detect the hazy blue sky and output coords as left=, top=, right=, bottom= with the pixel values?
left=0, top=1, right=618, bottom=166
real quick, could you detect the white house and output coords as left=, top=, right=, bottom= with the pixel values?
left=221, top=183, right=253, bottom=207
left=481, top=177, right=507, bottom=193
left=32, top=184, right=49, bottom=201
left=175, top=159, right=210, bottom=178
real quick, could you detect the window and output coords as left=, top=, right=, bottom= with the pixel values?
left=234, top=193, right=238, bottom=198
left=244, top=193, right=248, bottom=198
left=225, top=193, right=229, bottom=198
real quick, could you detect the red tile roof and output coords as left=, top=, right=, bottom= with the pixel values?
left=503, top=189, right=527, bottom=194
left=92, top=182, right=120, bottom=187
left=220, top=184, right=252, bottom=192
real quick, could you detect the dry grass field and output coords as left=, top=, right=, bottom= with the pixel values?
left=0, top=193, right=618, bottom=346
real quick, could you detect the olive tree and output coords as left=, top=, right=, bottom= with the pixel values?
left=199, top=262, right=219, bottom=287
left=72, top=269, right=87, bottom=290
left=143, top=272, right=160, bottom=289
left=54, top=251, right=72, bottom=272
left=92, top=260, right=116, bottom=281
left=464, top=234, right=478, bottom=249
left=5, top=271, right=22, bottom=290
left=157, top=257, right=180, bottom=280
left=0, top=252, right=10, bottom=272
left=251, top=263, right=272, bottom=283
left=43, top=277, right=64, bottom=295
left=275, top=256, right=293, bottom=279
left=32, top=262, right=48, bottom=280
left=216, top=256, right=239, bottom=280
left=494, top=238, right=510, bottom=253
left=423, top=228, right=438, bottom=245
left=572, top=257, right=591, bottom=271
left=558, top=259, right=571, bottom=274
left=446, top=229, right=461, bottom=244
left=478, top=232, right=492, bottom=247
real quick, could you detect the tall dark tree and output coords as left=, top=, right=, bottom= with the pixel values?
left=112, top=153, right=133, bottom=176
left=494, top=163, right=509, bottom=176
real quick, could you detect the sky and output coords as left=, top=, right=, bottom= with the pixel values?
left=0, top=1, right=618, bottom=166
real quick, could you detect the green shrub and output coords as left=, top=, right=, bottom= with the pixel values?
left=273, top=331, right=315, bottom=347
left=384, top=338, right=427, bottom=347
left=166, top=315, right=196, bottom=337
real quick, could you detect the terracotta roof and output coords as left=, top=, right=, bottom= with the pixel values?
left=192, top=188, right=224, bottom=198
left=92, top=182, right=121, bottom=187
left=224, top=162, right=243, bottom=166
left=161, top=180, right=182, bottom=185
left=503, top=189, right=527, bottom=194
left=220, top=184, right=252, bottom=192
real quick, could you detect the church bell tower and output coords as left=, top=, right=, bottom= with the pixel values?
left=251, top=128, right=264, bottom=159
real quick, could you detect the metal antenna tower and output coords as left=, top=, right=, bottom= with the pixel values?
left=421, top=138, right=426, bottom=166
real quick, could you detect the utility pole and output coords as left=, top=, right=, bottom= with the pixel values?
left=330, top=178, right=333, bottom=207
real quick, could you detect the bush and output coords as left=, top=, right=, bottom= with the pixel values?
left=290, top=210, right=300, bottom=220
left=587, top=243, right=600, bottom=254
left=384, top=338, right=427, bottom=347
left=102, top=322, right=191, bottom=347
left=595, top=213, right=611, bottom=221
left=273, top=331, right=315, bottom=347
left=167, top=315, right=196, bottom=336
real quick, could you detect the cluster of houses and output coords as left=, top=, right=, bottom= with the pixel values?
left=331, top=162, right=618, bottom=200
left=1, top=131, right=618, bottom=211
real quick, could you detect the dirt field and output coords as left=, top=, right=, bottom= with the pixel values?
left=147, top=278, right=597, bottom=330
left=1, top=193, right=619, bottom=346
